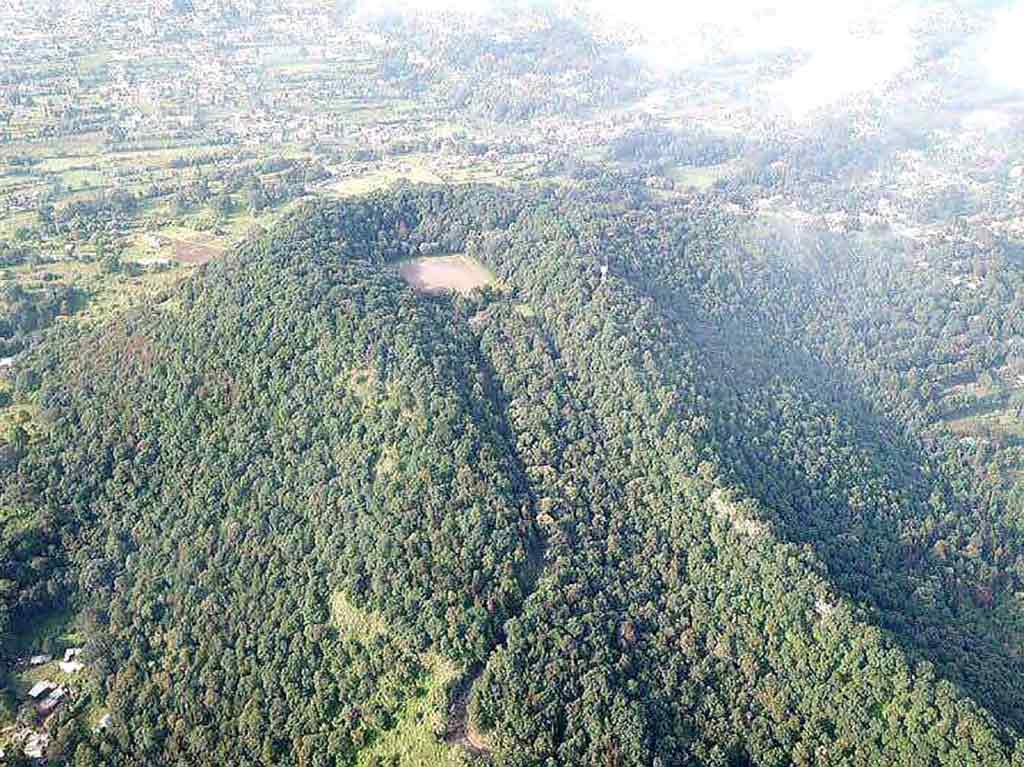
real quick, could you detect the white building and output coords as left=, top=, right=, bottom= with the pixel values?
left=28, top=680, right=55, bottom=699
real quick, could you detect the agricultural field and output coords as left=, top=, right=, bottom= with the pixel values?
left=942, top=371, right=1024, bottom=473
left=668, top=162, right=734, bottom=191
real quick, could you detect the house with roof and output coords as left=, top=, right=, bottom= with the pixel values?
left=59, top=659, right=85, bottom=674
left=28, top=680, right=56, bottom=699
left=37, top=687, right=66, bottom=716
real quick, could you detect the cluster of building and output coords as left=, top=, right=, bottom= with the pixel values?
left=0, top=0, right=401, bottom=151
left=1, top=647, right=107, bottom=763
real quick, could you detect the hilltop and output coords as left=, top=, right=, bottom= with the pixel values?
left=1, top=183, right=1023, bottom=764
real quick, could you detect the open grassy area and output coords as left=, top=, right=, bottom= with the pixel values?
left=325, top=153, right=524, bottom=199
left=34, top=156, right=99, bottom=174
left=78, top=51, right=112, bottom=75
left=942, top=372, right=1024, bottom=448
left=5, top=259, right=190, bottom=328
left=0, top=390, right=39, bottom=443
left=668, top=162, right=733, bottom=190
left=0, top=212, right=34, bottom=240
left=356, top=654, right=469, bottom=767
left=329, top=165, right=445, bottom=197
left=331, top=594, right=473, bottom=766
left=60, top=169, right=106, bottom=191
left=332, top=593, right=391, bottom=642
left=947, top=409, right=1024, bottom=443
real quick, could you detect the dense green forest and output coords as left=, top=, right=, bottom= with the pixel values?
left=2, top=182, right=1024, bottom=765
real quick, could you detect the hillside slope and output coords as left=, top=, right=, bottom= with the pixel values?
left=2, top=185, right=1024, bottom=765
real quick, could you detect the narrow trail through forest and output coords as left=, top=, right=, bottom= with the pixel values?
left=443, top=667, right=491, bottom=756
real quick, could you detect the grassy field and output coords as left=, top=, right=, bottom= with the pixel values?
left=947, top=408, right=1024, bottom=443
left=668, top=162, right=733, bottom=190
left=6, top=259, right=190, bottom=328
left=356, top=654, right=469, bottom=767
left=34, top=157, right=98, bottom=174
left=324, top=152, right=527, bottom=199
left=0, top=212, right=34, bottom=240
left=77, top=51, right=112, bottom=75
left=332, top=593, right=391, bottom=642
left=329, top=165, right=445, bottom=197
left=942, top=372, right=1024, bottom=445
left=0, top=386, right=39, bottom=442
left=332, top=594, right=472, bottom=766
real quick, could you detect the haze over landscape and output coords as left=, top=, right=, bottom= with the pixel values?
left=1, top=1, right=1024, bottom=765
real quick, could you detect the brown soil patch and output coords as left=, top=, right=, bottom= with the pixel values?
left=399, top=255, right=495, bottom=295
left=171, top=239, right=224, bottom=265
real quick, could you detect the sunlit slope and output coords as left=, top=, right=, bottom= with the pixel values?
left=10, top=198, right=535, bottom=764
left=5, top=188, right=1024, bottom=765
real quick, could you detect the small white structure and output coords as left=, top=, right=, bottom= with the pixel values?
left=24, top=731, right=50, bottom=759
left=28, top=680, right=55, bottom=699
left=29, top=654, right=53, bottom=666
left=38, top=687, right=65, bottom=716
left=63, top=647, right=83, bottom=662
left=59, top=660, right=85, bottom=674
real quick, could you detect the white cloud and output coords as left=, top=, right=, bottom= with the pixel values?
left=771, top=7, right=918, bottom=117
left=981, top=2, right=1024, bottom=92
left=579, top=0, right=922, bottom=116
left=349, top=0, right=1024, bottom=115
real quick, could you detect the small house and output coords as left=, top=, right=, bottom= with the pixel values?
left=37, top=687, right=65, bottom=716
left=63, top=647, right=83, bottom=662
left=59, top=660, right=84, bottom=674
left=28, top=680, right=55, bottom=699
left=29, top=654, right=53, bottom=666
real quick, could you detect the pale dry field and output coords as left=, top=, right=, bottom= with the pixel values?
left=399, top=255, right=495, bottom=295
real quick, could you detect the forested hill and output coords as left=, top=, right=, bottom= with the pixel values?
left=4, top=184, right=1024, bottom=765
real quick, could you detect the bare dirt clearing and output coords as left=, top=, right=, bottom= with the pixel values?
left=171, top=238, right=224, bottom=265
left=399, top=255, right=495, bottom=295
